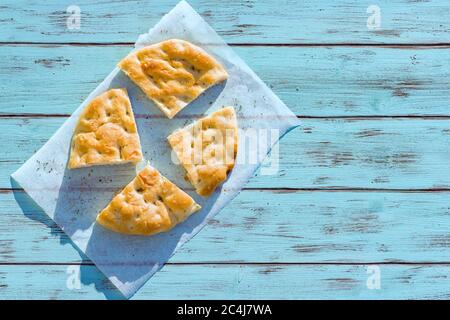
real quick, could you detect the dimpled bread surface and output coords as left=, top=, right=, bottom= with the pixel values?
left=96, top=165, right=201, bottom=235
left=167, top=107, right=238, bottom=197
left=118, top=39, right=228, bottom=119
left=68, top=88, right=143, bottom=169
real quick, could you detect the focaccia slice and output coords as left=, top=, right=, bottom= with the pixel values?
left=118, top=39, right=228, bottom=119
left=167, top=107, right=238, bottom=197
left=97, top=165, right=201, bottom=236
left=68, top=88, right=143, bottom=169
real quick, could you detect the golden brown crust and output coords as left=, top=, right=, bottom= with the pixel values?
left=118, top=39, right=228, bottom=119
left=167, top=107, right=238, bottom=197
left=68, top=89, right=143, bottom=169
left=96, top=165, right=201, bottom=236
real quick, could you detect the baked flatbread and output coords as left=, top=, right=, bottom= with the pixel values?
left=68, top=88, right=143, bottom=169
left=118, top=39, right=228, bottom=119
left=97, top=165, right=201, bottom=236
left=167, top=107, right=238, bottom=197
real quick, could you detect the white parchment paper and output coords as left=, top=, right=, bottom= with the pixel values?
left=11, top=1, right=300, bottom=298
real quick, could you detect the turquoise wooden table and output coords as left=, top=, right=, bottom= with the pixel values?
left=2, top=0, right=450, bottom=299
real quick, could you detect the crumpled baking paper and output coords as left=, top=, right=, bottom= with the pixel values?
left=11, top=0, right=300, bottom=298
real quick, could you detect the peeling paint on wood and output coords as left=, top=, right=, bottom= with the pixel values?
left=2, top=46, right=450, bottom=116
left=3, top=190, right=450, bottom=264
left=2, top=0, right=450, bottom=300
left=2, top=264, right=450, bottom=299
left=2, top=1, right=450, bottom=44
left=2, top=118, right=450, bottom=189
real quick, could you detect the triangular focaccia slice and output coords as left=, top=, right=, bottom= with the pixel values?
left=97, top=165, right=201, bottom=236
left=118, top=39, right=228, bottom=119
left=167, top=107, right=238, bottom=197
left=68, top=89, right=143, bottom=169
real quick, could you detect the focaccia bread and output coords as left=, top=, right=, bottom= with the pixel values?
left=118, top=39, right=228, bottom=119
left=167, top=107, right=238, bottom=197
left=68, top=88, right=143, bottom=169
left=97, top=165, right=201, bottom=236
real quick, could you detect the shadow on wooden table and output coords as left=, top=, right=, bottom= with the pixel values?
left=14, top=159, right=222, bottom=299
left=10, top=177, right=125, bottom=300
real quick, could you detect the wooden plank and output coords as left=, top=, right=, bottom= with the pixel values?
left=3, top=118, right=450, bottom=189
left=3, top=190, right=450, bottom=264
left=2, top=1, right=450, bottom=44
left=2, top=45, right=450, bottom=116
left=1, top=264, right=449, bottom=299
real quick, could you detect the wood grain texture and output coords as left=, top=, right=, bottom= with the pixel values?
left=3, top=118, right=450, bottom=189
left=3, top=0, right=450, bottom=300
left=1, top=264, right=450, bottom=299
left=2, top=45, right=450, bottom=116
left=2, top=0, right=450, bottom=44
left=3, top=190, right=450, bottom=264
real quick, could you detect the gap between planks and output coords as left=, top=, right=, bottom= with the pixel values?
left=3, top=114, right=450, bottom=120
left=3, top=42, right=450, bottom=48
left=4, top=262, right=450, bottom=266
left=3, top=187, right=450, bottom=194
